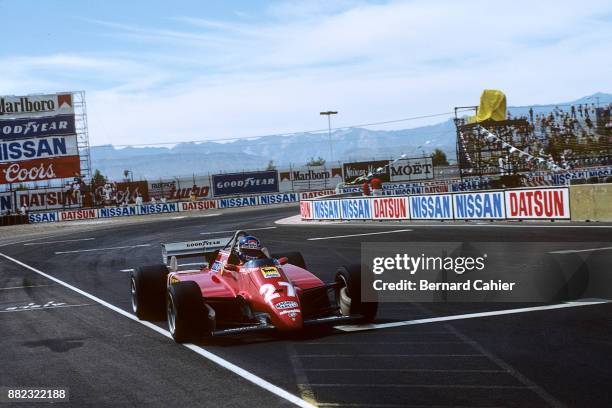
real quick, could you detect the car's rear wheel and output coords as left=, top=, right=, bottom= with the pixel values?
left=167, top=281, right=211, bottom=342
left=131, top=264, right=169, bottom=320
left=272, top=251, right=307, bottom=269
left=335, top=264, right=377, bottom=322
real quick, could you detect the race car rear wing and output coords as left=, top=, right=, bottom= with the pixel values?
left=161, top=237, right=232, bottom=267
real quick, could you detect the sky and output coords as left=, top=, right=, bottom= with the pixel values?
left=1, top=0, right=611, bottom=147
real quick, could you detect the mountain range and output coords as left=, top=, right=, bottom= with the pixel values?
left=90, top=92, right=611, bottom=180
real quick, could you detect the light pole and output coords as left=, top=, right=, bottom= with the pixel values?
left=320, top=111, right=338, bottom=163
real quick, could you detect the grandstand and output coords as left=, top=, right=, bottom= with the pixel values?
left=455, top=103, right=612, bottom=179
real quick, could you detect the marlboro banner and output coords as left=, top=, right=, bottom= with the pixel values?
left=0, top=93, right=74, bottom=119
left=279, top=165, right=343, bottom=192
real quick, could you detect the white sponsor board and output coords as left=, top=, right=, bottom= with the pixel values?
left=453, top=191, right=506, bottom=220
left=279, top=165, right=343, bottom=192
left=505, top=187, right=570, bottom=219
left=0, top=135, right=78, bottom=163
left=0, top=93, right=74, bottom=118
left=389, top=157, right=434, bottom=182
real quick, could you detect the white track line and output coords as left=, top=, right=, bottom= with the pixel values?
left=549, top=246, right=612, bottom=254
left=200, top=226, right=277, bottom=235
left=307, top=229, right=412, bottom=241
left=24, top=238, right=96, bottom=246
left=0, top=303, right=93, bottom=313
left=335, top=300, right=610, bottom=332
left=54, top=244, right=151, bottom=255
left=0, top=252, right=315, bottom=408
left=0, top=284, right=57, bottom=290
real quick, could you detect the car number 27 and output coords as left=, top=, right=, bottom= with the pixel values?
left=259, top=282, right=295, bottom=303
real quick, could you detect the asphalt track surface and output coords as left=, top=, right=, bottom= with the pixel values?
left=1, top=205, right=612, bottom=407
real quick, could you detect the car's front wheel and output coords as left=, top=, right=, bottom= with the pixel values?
left=167, top=281, right=212, bottom=342
left=335, top=264, right=378, bottom=323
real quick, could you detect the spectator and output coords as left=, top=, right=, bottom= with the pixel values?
left=135, top=194, right=143, bottom=206
left=370, top=177, right=383, bottom=196
left=361, top=180, right=371, bottom=196
left=19, top=204, right=28, bottom=215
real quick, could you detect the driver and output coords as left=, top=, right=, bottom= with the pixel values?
left=237, top=235, right=267, bottom=263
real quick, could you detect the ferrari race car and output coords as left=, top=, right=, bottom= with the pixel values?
left=130, top=230, right=378, bottom=342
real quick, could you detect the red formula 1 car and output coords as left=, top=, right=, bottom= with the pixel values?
left=130, top=230, right=377, bottom=342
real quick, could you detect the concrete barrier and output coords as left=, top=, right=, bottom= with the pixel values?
left=569, top=184, right=612, bottom=222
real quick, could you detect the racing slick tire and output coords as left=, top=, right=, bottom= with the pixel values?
left=131, top=264, right=169, bottom=320
left=335, top=264, right=378, bottom=323
left=167, top=281, right=208, bottom=342
left=272, top=251, right=307, bottom=269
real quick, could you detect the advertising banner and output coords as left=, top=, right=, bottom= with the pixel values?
left=16, top=187, right=81, bottom=211
left=138, top=203, right=178, bottom=215
left=389, top=157, right=434, bottom=182
left=505, top=188, right=570, bottom=219
left=371, top=197, right=409, bottom=220
left=409, top=194, right=453, bottom=220
left=279, top=165, right=343, bottom=191
left=94, top=181, right=149, bottom=205
left=28, top=211, right=59, bottom=223
left=453, top=191, right=506, bottom=219
left=179, top=200, right=217, bottom=212
left=148, top=176, right=211, bottom=200
left=0, top=93, right=74, bottom=119
left=0, top=135, right=78, bottom=163
left=258, top=192, right=299, bottom=205
left=340, top=197, right=373, bottom=220
left=98, top=206, right=138, bottom=218
left=300, top=201, right=313, bottom=220
left=0, top=192, right=11, bottom=213
left=0, top=114, right=76, bottom=140
left=299, top=189, right=336, bottom=199
left=212, top=170, right=278, bottom=197
left=217, top=196, right=258, bottom=208
left=0, top=156, right=80, bottom=184
left=343, top=160, right=390, bottom=183
left=311, top=199, right=341, bottom=220
left=60, top=209, right=97, bottom=221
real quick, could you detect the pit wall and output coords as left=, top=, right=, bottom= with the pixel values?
left=300, top=187, right=572, bottom=221
left=569, top=184, right=612, bottom=222
left=27, top=189, right=334, bottom=224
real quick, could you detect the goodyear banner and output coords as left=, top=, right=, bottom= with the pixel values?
left=343, top=160, right=390, bottom=183
left=212, top=170, right=278, bottom=197
left=389, top=157, right=434, bottom=182
left=0, top=93, right=74, bottom=119
left=453, top=191, right=506, bottom=219
left=409, top=194, right=453, bottom=220
left=0, top=114, right=76, bottom=140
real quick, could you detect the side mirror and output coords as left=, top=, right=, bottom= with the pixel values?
left=224, top=263, right=239, bottom=272
left=278, top=257, right=289, bottom=265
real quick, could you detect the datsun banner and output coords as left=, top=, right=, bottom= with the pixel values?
left=505, top=188, right=570, bottom=219
left=0, top=155, right=80, bottom=184
left=389, top=157, right=434, bottom=182
left=340, top=198, right=372, bottom=220
left=60, top=209, right=97, bottom=221
left=16, top=187, right=81, bottom=211
left=409, top=194, right=453, bottom=219
left=0, top=114, right=76, bottom=140
left=0, top=135, right=78, bottom=163
left=212, top=170, right=278, bottom=197
left=343, top=160, right=390, bottom=183
left=453, top=191, right=506, bottom=219
left=179, top=200, right=217, bottom=212
left=371, top=197, right=409, bottom=220
left=0, top=93, right=74, bottom=118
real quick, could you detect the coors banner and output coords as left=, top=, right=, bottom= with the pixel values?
left=0, top=93, right=74, bottom=119
left=343, top=160, right=391, bottom=183
left=279, top=165, right=343, bottom=191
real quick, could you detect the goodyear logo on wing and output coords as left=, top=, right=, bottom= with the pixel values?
left=262, top=266, right=281, bottom=278
left=275, top=301, right=299, bottom=309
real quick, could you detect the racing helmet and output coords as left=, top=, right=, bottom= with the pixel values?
left=238, top=235, right=264, bottom=261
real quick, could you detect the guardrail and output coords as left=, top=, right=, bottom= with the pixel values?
left=26, top=189, right=335, bottom=224
left=300, top=187, right=571, bottom=221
